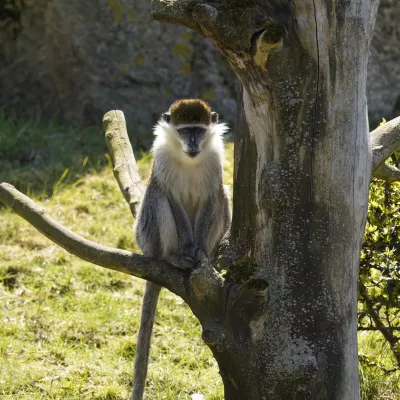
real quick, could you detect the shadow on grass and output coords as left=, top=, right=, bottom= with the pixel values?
left=0, top=110, right=147, bottom=199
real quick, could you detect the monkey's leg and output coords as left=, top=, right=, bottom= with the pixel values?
left=132, top=281, right=161, bottom=400
left=133, top=184, right=196, bottom=399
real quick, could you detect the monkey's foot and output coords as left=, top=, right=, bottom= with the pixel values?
left=166, top=254, right=197, bottom=270
left=195, top=250, right=211, bottom=269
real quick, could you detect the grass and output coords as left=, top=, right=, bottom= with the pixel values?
left=0, top=110, right=111, bottom=198
left=0, top=114, right=398, bottom=399
left=0, top=114, right=233, bottom=399
left=359, top=332, right=400, bottom=400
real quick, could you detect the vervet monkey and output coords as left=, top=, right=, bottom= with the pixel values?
left=132, top=99, right=231, bottom=400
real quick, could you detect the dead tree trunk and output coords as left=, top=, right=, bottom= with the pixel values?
left=3, top=1, right=400, bottom=399
left=152, top=1, right=380, bottom=398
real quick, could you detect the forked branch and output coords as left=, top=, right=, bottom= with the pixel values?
left=0, top=111, right=187, bottom=297
left=0, top=110, right=229, bottom=304
left=371, top=116, right=400, bottom=182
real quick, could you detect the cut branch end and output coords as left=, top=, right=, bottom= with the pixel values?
left=371, top=116, right=400, bottom=182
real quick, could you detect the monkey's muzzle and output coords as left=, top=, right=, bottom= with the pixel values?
left=187, top=151, right=200, bottom=158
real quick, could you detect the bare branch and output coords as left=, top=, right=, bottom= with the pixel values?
left=151, top=0, right=281, bottom=54
left=152, top=0, right=203, bottom=33
left=359, top=283, right=400, bottom=367
left=371, top=116, right=400, bottom=181
left=192, top=3, right=218, bottom=26
left=103, top=110, right=145, bottom=216
left=373, top=163, right=400, bottom=182
left=0, top=183, right=187, bottom=298
left=358, top=326, right=400, bottom=332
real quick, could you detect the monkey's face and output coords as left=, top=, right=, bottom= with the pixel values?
left=160, top=101, right=220, bottom=161
left=176, top=126, right=207, bottom=158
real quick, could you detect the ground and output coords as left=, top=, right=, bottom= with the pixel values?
left=0, top=113, right=398, bottom=399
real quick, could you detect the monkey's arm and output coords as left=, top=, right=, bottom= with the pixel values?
left=194, top=185, right=231, bottom=257
left=167, top=195, right=201, bottom=267
left=194, top=198, right=213, bottom=255
left=136, top=183, right=197, bottom=269
left=168, top=196, right=194, bottom=246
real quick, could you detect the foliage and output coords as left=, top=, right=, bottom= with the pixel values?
left=359, top=177, right=400, bottom=370
left=358, top=120, right=400, bottom=397
left=0, top=0, right=22, bottom=37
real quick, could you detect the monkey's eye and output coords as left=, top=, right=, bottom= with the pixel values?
left=194, top=128, right=203, bottom=134
left=180, top=128, right=189, bottom=134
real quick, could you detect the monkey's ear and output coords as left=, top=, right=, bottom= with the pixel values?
left=162, top=112, right=171, bottom=123
left=211, top=112, right=219, bottom=123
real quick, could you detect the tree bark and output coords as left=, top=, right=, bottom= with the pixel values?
left=153, top=1, right=380, bottom=399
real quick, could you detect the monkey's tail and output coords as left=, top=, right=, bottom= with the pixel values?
left=131, top=281, right=162, bottom=400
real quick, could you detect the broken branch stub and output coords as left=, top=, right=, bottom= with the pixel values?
left=103, top=110, right=145, bottom=216
left=371, top=117, right=400, bottom=182
left=151, top=0, right=284, bottom=56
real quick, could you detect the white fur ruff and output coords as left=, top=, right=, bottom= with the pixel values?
left=152, top=120, right=228, bottom=222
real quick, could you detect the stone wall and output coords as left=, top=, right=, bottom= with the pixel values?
left=367, top=0, right=400, bottom=126
left=0, top=0, right=398, bottom=141
left=0, top=0, right=236, bottom=146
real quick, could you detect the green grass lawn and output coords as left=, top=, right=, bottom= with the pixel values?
left=0, top=114, right=398, bottom=399
left=0, top=115, right=233, bottom=399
